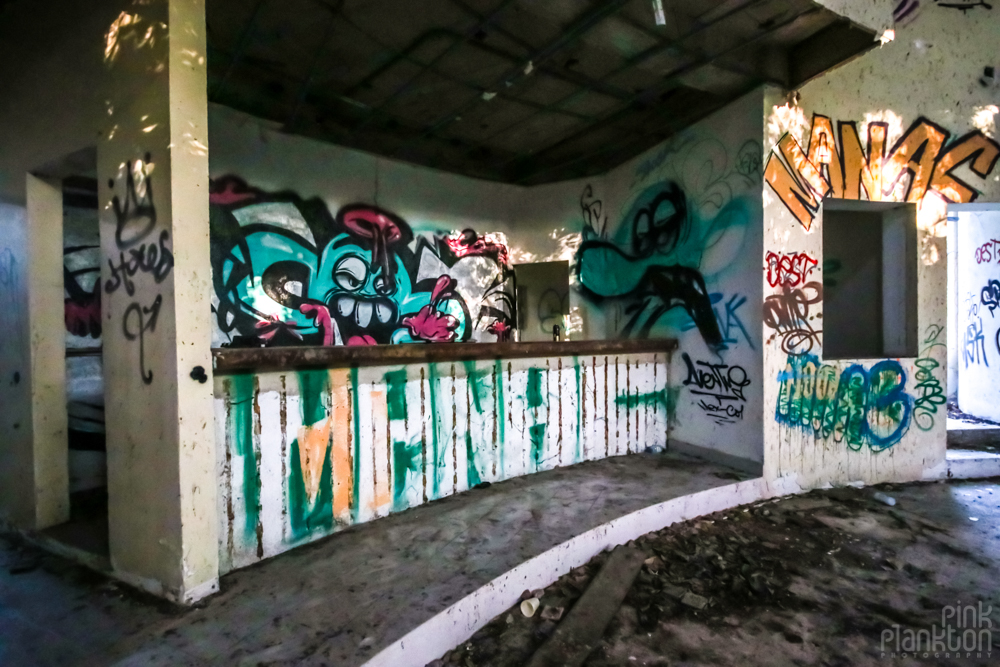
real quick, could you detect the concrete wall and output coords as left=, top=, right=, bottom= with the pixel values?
left=216, top=353, right=671, bottom=571
left=955, top=205, right=1000, bottom=421
left=570, top=90, right=766, bottom=464
left=209, top=89, right=766, bottom=569
left=761, top=4, right=1000, bottom=487
left=0, top=203, right=34, bottom=526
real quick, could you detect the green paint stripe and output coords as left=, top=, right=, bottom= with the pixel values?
left=428, top=364, right=442, bottom=500
left=230, top=374, right=260, bottom=540
left=351, top=366, right=362, bottom=523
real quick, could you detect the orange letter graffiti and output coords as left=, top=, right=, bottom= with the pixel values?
left=883, top=119, right=949, bottom=203
left=807, top=115, right=844, bottom=198
left=930, top=131, right=1000, bottom=203
left=839, top=121, right=886, bottom=202
left=765, top=133, right=830, bottom=231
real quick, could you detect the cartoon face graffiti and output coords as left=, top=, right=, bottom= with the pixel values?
left=209, top=177, right=513, bottom=347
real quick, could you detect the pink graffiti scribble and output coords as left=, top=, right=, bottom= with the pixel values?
left=65, top=293, right=102, bottom=339
left=209, top=176, right=257, bottom=206
left=403, top=275, right=460, bottom=343
left=765, top=251, right=818, bottom=288
left=487, top=319, right=512, bottom=342
left=255, top=314, right=303, bottom=342
left=347, top=335, right=378, bottom=346
left=299, top=303, right=339, bottom=346
left=445, top=229, right=511, bottom=267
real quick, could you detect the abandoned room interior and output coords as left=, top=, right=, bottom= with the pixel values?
left=1, top=0, right=999, bottom=664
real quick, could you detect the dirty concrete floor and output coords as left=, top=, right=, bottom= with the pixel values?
left=0, top=451, right=747, bottom=666
left=451, top=479, right=1000, bottom=667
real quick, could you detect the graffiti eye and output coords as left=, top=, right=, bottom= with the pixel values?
left=334, top=256, right=368, bottom=291
left=373, top=273, right=395, bottom=296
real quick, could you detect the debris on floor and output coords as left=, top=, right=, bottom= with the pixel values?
left=431, top=480, right=1000, bottom=666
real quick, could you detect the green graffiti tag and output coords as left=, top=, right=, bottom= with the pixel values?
left=914, top=324, right=946, bottom=431
left=228, top=375, right=261, bottom=544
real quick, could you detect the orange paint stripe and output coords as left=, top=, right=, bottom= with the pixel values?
left=330, top=369, right=352, bottom=522
left=371, top=389, right=390, bottom=512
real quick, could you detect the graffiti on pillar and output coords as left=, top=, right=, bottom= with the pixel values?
left=763, top=281, right=823, bottom=356
left=764, top=251, right=818, bottom=288
left=913, top=324, right=946, bottom=431
left=776, top=354, right=913, bottom=451
left=208, top=176, right=514, bottom=347
left=765, top=114, right=1000, bottom=231
left=106, top=155, right=172, bottom=383
left=122, top=295, right=162, bottom=385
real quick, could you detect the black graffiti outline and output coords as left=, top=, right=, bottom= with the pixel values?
left=696, top=399, right=744, bottom=425
left=105, top=230, right=174, bottom=296
left=576, top=182, right=724, bottom=349
left=763, top=281, right=823, bottom=356
left=580, top=184, right=608, bottom=237
left=122, top=294, right=163, bottom=385
left=936, top=0, right=992, bottom=10
left=681, top=352, right=750, bottom=403
left=981, top=279, right=1000, bottom=315
left=111, top=153, right=157, bottom=250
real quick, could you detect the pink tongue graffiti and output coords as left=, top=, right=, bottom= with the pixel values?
left=347, top=335, right=377, bottom=346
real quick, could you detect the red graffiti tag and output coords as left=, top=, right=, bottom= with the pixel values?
left=974, top=239, right=1000, bottom=265
left=764, top=251, right=818, bottom=288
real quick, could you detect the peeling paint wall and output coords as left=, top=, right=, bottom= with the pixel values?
left=956, top=206, right=1000, bottom=421
left=214, top=353, right=670, bottom=571
left=761, top=5, right=999, bottom=487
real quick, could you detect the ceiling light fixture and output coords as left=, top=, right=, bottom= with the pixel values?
left=652, top=0, right=666, bottom=25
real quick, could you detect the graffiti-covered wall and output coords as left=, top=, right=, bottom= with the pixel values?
left=215, top=353, right=670, bottom=571
left=956, top=207, right=1000, bottom=422
left=761, top=3, right=999, bottom=486
left=562, top=91, right=766, bottom=465
left=208, top=105, right=521, bottom=349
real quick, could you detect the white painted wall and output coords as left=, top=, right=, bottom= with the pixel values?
left=215, top=352, right=671, bottom=572
left=955, top=205, right=1000, bottom=421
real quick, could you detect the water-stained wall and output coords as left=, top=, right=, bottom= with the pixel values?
left=761, top=4, right=1000, bottom=487
left=215, top=353, right=671, bottom=571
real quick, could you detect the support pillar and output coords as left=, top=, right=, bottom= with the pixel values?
left=99, top=0, right=218, bottom=603
left=0, top=178, right=69, bottom=531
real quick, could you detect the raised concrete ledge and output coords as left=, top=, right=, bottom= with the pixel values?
left=947, top=449, right=1000, bottom=480
left=363, top=475, right=801, bottom=667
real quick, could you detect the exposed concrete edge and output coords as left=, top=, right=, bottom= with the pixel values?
left=946, top=450, right=1000, bottom=480
left=668, top=439, right=763, bottom=476
left=363, top=475, right=801, bottom=667
left=1, top=523, right=219, bottom=606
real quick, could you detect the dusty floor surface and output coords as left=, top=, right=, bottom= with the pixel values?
left=0, top=451, right=745, bottom=666
left=444, top=479, right=1000, bottom=667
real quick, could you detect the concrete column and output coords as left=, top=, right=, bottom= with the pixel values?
left=0, top=181, right=70, bottom=531
left=26, top=175, right=70, bottom=529
left=98, top=0, right=217, bottom=603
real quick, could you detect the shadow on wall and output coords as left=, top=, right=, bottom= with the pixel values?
left=208, top=176, right=515, bottom=348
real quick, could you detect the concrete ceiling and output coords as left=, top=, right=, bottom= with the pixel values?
left=206, top=0, right=876, bottom=185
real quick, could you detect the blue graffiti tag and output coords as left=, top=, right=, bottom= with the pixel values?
left=776, top=354, right=913, bottom=452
